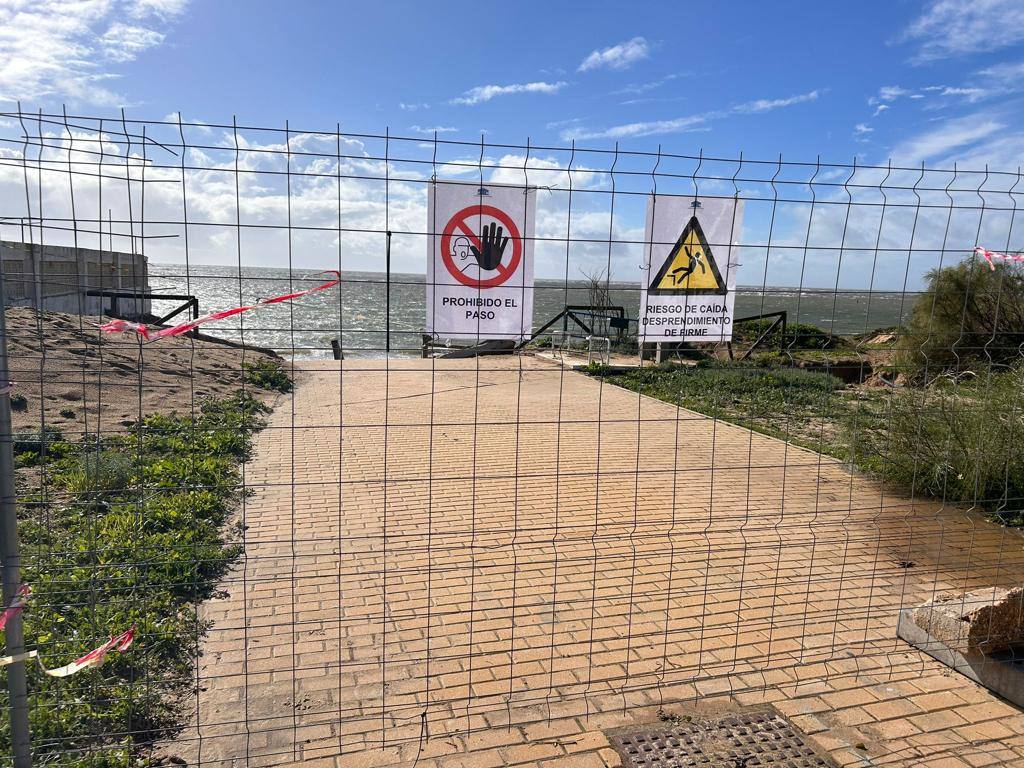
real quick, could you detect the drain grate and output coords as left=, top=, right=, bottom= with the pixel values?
left=608, top=710, right=837, bottom=767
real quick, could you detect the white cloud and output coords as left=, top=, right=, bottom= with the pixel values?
left=731, top=90, right=820, bottom=114
left=613, top=73, right=685, bottom=96
left=0, top=0, right=188, bottom=106
left=486, top=153, right=600, bottom=189
left=854, top=123, right=873, bottom=135
left=868, top=85, right=911, bottom=106
left=564, top=89, right=820, bottom=141
left=0, top=120, right=640, bottom=280
left=100, top=22, right=164, bottom=63
left=451, top=81, right=567, bottom=106
left=938, top=86, right=988, bottom=102
left=127, top=0, right=188, bottom=18
left=163, top=110, right=211, bottom=133
left=563, top=114, right=708, bottom=141
left=0, top=122, right=433, bottom=272
left=577, top=36, right=650, bottom=73
left=398, top=102, right=429, bottom=111
left=409, top=125, right=457, bottom=135
left=545, top=117, right=584, bottom=130
left=900, top=0, right=1024, bottom=62
left=978, top=60, right=1024, bottom=82
left=866, top=80, right=995, bottom=116
left=10, top=117, right=1019, bottom=290
left=891, top=113, right=1004, bottom=163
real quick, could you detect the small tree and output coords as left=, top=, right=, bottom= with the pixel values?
left=579, top=266, right=612, bottom=339
left=899, top=259, right=1024, bottom=380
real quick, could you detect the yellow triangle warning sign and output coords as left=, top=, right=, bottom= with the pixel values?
left=648, top=216, right=726, bottom=295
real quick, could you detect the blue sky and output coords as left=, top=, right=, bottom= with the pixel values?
left=2, top=0, right=1022, bottom=162
left=1, top=0, right=1024, bottom=287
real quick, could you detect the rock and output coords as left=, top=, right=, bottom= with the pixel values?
left=912, top=587, right=1024, bottom=655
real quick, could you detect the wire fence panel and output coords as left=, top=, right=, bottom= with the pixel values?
left=1, top=108, right=1023, bottom=767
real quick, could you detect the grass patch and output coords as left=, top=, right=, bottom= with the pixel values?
left=1, top=392, right=269, bottom=766
left=591, top=359, right=1024, bottom=524
left=846, top=366, right=1024, bottom=523
left=593, top=361, right=871, bottom=457
left=733, top=320, right=848, bottom=353
left=243, top=358, right=292, bottom=393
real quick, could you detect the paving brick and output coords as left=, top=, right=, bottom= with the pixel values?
left=539, top=754, right=607, bottom=768
left=500, top=742, right=565, bottom=765
left=160, top=358, right=1024, bottom=768
left=563, top=730, right=612, bottom=754
left=909, top=709, right=968, bottom=733
left=865, top=699, right=924, bottom=721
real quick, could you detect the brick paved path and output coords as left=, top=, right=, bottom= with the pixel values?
left=169, top=357, right=1024, bottom=768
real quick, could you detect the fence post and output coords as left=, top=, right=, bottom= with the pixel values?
left=385, top=230, right=392, bottom=355
left=0, top=273, right=31, bottom=767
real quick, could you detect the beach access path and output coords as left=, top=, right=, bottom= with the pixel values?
left=169, top=355, right=1024, bottom=768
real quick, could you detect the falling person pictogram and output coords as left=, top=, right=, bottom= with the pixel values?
left=670, top=245, right=706, bottom=285
left=648, top=216, right=727, bottom=295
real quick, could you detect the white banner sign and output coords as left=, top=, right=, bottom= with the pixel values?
left=639, top=195, right=743, bottom=342
left=427, top=182, right=536, bottom=340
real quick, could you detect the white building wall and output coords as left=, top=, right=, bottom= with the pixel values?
left=0, top=241, right=150, bottom=318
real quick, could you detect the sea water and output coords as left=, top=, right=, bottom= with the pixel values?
left=148, top=264, right=919, bottom=358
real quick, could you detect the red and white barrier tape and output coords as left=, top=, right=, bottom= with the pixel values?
left=0, top=628, right=135, bottom=677
left=0, top=584, right=29, bottom=631
left=40, top=628, right=136, bottom=677
left=975, top=246, right=1024, bottom=271
left=101, top=270, right=342, bottom=340
left=2, top=585, right=134, bottom=676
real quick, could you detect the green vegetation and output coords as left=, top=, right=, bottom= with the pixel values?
left=733, top=319, right=848, bottom=352
left=1, top=393, right=268, bottom=766
left=243, top=358, right=292, bottom=393
left=847, top=366, right=1024, bottom=525
left=590, top=273, right=1024, bottom=523
left=593, top=360, right=870, bottom=458
left=898, top=260, right=1024, bottom=380
left=10, top=392, right=27, bottom=411
left=593, top=359, right=1024, bottom=521
left=58, top=407, right=76, bottom=419
left=13, top=426, right=70, bottom=467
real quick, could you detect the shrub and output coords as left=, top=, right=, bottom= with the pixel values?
left=243, top=358, right=292, bottom=393
left=62, top=450, right=138, bottom=497
left=59, top=407, right=76, bottom=419
left=846, top=364, right=1024, bottom=522
left=898, top=259, right=1024, bottom=380
left=10, top=392, right=27, bottom=411
left=12, top=426, right=70, bottom=465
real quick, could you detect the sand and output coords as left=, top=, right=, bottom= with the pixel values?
left=4, top=307, right=286, bottom=436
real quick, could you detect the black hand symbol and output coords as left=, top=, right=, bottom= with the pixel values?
left=470, top=222, right=509, bottom=271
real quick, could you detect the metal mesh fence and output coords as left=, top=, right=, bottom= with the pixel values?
left=1, top=107, right=1023, bottom=767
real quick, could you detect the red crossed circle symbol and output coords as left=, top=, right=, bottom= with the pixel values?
left=440, top=204, right=523, bottom=289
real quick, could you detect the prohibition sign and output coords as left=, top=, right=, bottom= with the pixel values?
left=440, top=204, right=523, bottom=288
